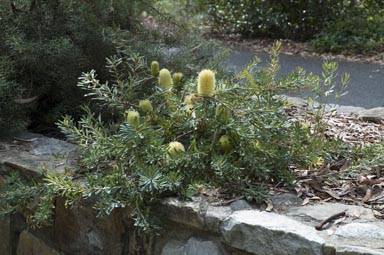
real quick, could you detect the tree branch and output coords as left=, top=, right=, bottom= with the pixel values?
left=315, top=211, right=347, bottom=231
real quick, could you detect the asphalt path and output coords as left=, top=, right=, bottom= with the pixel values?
left=228, top=50, right=384, bottom=108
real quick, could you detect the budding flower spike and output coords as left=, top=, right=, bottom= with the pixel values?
left=151, top=61, right=159, bottom=76
left=158, top=68, right=173, bottom=90
left=168, top=141, right=185, bottom=155
left=172, top=72, right=184, bottom=91
left=219, top=135, right=233, bottom=152
left=197, top=69, right=215, bottom=97
left=215, top=105, right=231, bottom=123
left=127, top=110, right=140, bottom=125
left=139, top=99, right=153, bottom=113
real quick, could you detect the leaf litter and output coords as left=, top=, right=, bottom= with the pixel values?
left=286, top=105, right=384, bottom=219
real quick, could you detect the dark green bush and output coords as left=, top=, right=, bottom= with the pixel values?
left=0, top=57, right=27, bottom=135
left=0, top=0, right=131, bottom=132
left=208, top=0, right=346, bottom=40
left=311, top=14, right=384, bottom=54
left=208, top=0, right=384, bottom=54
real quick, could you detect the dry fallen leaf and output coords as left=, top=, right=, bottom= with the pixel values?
left=14, top=96, right=39, bottom=104
left=265, top=199, right=274, bottom=212
left=301, top=197, right=310, bottom=206
left=362, top=188, right=372, bottom=203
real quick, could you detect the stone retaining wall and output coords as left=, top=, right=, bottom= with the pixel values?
left=1, top=191, right=384, bottom=255
left=1, top=130, right=384, bottom=255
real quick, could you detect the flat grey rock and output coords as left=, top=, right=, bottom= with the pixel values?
left=161, top=239, right=185, bottom=255
left=333, top=105, right=365, bottom=115
left=287, top=203, right=377, bottom=223
left=358, top=107, right=384, bottom=123
left=334, top=223, right=384, bottom=240
left=16, top=230, right=62, bottom=255
left=271, top=192, right=303, bottom=212
left=205, top=205, right=232, bottom=233
left=328, top=222, right=384, bottom=250
left=160, top=197, right=208, bottom=229
left=0, top=134, right=78, bottom=177
left=220, top=210, right=324, bottom=255
left=280, top=95, right=309, bottom=108
left=161, top=237, right=222, bottom=255
left=229, top=200, right=252, bottom=211
left=32, top=137, right=76, bottom=155
left=183, top=237, right=222, bottom=255
left=335, top=245, right=384, bottom=255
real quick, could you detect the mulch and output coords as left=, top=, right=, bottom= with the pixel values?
left=285, top=105, right=384, bottom=219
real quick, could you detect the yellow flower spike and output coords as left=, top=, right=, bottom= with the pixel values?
left=158, top=68, right=173, bottom=90
left=151, top=61, right=159, bottom=77
left=139, top=99, right=153, bottom=113
left=172, top=72, right=184, bottom=91
left=168, top=141, right=185, bottom=155
left=219, top=135, right=232, bottom=152
left=197, top=69, right=215, bottom=97
left=127, top=110, right=140, bottom=125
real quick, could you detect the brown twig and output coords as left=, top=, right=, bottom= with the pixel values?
left=315, top=211, right=347, bottom=231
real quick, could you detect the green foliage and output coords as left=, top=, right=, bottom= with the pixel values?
left=0, top=0, right=134, bottom=131
left=154, top=0, right=207, bottom=30
left=208, top=0, right=384, bottom=54
left=0, top=42, right=352, bottom=230
left=208, top=0, right=346, bottom=40
left=352, top=143, right=384, bottom=175
left=0, top=171, right=57, bottom=227
left=311, top=14, right=384, bottom=54
left=0, top=57, right=27, bottom=135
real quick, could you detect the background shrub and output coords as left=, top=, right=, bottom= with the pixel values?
left=311, top=3, right=384, bottom=54
left=208, top=0, right=346, bottom=40
left=0, top=57, right=26, bottom=135
left=208, top=0, right=384, bottom=54
left=0, top=0, right=129, bottom=133
left=0, top=0, right=223, bottom=135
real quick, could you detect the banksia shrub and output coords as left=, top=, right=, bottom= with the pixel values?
left=139, top=99, right=153, bottom=113
left=47, top=43, right=349, bottom=233
left=158, top=68, right=172, bottom=90
left=172, top=72, right=184, bottom=91
left=197, top=69, right=215, bottom=97
left=151, top=61, right=159, bottom=76
left=127, top=110, right=140, bottom=125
